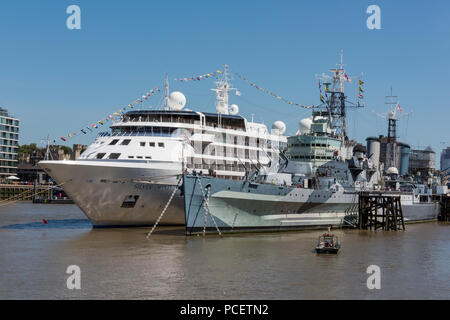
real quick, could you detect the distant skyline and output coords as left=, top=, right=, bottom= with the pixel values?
left=0, top=1, right=449, bottom=167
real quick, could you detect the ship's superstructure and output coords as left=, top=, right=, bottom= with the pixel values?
left=39, top=68, right=287, bottom=226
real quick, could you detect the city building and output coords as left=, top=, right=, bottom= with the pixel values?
left=17, top=144, right=87, bottom=183
left=441, top=147, right=450, bottom=172
left=409, top=147, right=436, bottom=177
left=0, top=107, right=19, bottom=178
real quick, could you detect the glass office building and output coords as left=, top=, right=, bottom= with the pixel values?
left=0, top=108, right=19, bottom=177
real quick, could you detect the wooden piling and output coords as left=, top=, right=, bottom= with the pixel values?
left=358, top=192, right=405, bottom=231
left=438, top=195, right=450, bottom=222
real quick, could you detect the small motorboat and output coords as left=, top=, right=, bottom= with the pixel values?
left=315, top=229, right=340, bottom=254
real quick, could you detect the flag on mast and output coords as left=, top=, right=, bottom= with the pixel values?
left=344, top=73, right=351, bottom=83
left=397, top=103, right=403, bottom=112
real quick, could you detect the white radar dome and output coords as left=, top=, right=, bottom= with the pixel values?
left=168, top=91, right=186, bottom=111
left=229, top=104, right=239, bottom=115
left=386, top=167, right=399, bottom=175
left=298, top=116, right=313, bottom=135
left=271, top=121, right=286, bottom=135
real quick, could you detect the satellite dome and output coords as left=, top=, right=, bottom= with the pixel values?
left=168, top=91, right=186, bottom=111
left=298, top=116, right=313, bottom=135
left=271, top=121, right=286, bottom=135
left=386, top=167, right=399, bottom=175
left=229, top=104, right=239, bottom=115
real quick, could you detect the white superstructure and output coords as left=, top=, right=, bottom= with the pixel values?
left=39, top=71, right=287, bottom=226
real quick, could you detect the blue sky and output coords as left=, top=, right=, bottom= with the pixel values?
left=0, top=0, right=449, bottom=165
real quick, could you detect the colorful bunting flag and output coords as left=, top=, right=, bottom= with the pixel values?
left=234, top=71, right=315, bottom=109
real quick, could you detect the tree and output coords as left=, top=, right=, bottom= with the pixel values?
left=18, top=143, right=41, bottom=155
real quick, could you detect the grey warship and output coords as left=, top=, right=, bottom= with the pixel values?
left=182, top=57, right=443, bottom=234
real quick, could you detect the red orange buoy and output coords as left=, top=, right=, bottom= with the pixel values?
left=42, top=219, right=47, bottom=224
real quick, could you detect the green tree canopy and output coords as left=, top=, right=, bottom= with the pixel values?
left=18, top=143, right=41, bottom=154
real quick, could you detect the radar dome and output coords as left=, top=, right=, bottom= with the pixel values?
left=271, top=121, right=286, bottom=135
left=386, top=167, right=399, bottom=175
left=229, top=104, right=239, bottom=115
left=298, top=116, right=313, bottom=135
left=168, top=91, right=186, bottom=111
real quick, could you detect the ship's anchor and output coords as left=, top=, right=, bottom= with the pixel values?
left=197, top=177, right=223, bottom=237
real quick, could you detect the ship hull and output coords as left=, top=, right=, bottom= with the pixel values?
left=182, top=175, right=440, bottom=234
left=39, top=160, right=185, bottom=226
left=183, top=175, right=358, bottom=234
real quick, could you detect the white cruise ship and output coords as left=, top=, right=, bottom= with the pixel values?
left=39, top=70, right=287, bottom=226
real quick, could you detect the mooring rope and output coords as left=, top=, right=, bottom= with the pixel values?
left=146, top=176, right=183, bottom=238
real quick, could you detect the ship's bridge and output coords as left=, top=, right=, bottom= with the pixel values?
left=115, top=110, right=247, bottom=132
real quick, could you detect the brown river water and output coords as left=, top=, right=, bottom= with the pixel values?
left=0, top=203, right=449, bottom=299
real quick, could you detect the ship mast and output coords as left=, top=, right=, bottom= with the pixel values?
left=163, top=74, right=170, bottom=110
left=385, top=87, right=398, bottom=141
left=317, top=50, right=363, bottom=141
left=212, top=64, right=236, bottom=115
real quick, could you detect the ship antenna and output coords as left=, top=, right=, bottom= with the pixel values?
left=44, top=135, right=53, bottom=160
left=163, top=73, right=170, bottom=110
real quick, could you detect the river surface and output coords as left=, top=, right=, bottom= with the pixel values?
left=0, top=203, right=449, bottom=299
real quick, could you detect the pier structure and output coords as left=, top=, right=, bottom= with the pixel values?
left=438, top=195, right=450, bottom=221
left=358, top=192, right=405, bottom=231
left=0, top=183, right=72, bottom=203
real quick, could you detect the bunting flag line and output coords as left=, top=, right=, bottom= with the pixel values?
left=57, top=84, right=163, bottom=143
left=358, top=79, right=365, bottom=99
left=174, top=70, right=222, bottom=82
left=234, top=72, right=315, bottom=109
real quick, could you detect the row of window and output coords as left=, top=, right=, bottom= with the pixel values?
left=290, top=155, right=334, bottom=160
left=0, top=146, right=17, bottom=153
left=0, top=154, right=17, bottom=160
left=95, top=153, right=154, bottom=160
left=0, top=118, right=19, bottom=126
left=108, top=139, right=165, bottom=148
left=289, top=143, right=329, bottom=148
left=0, top=125, right=19, bottom=132
left=0, top=133, right=18, bottom=140
left=0, top=139, right=18, bottom=146
left=0, top=160, right=17, bottom=167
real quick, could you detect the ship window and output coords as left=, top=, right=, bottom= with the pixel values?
left=140, top=142, right=145, bottom=147
left=137, top=156, right=143, bottom=159
left=158, top=142, right=164, bottom=147
left=109, top=139, right=119, bottom=145
left=121, top=139, right=131, bottom=145
left=149, top=142, right=155, bottom=147
left=128, top=156, right=134, bottom=159
left=108, top=153, right=121, bottom=159
left=96, top=153, right=106, bottom=159
left=145, top=156, right=152, bottom=159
